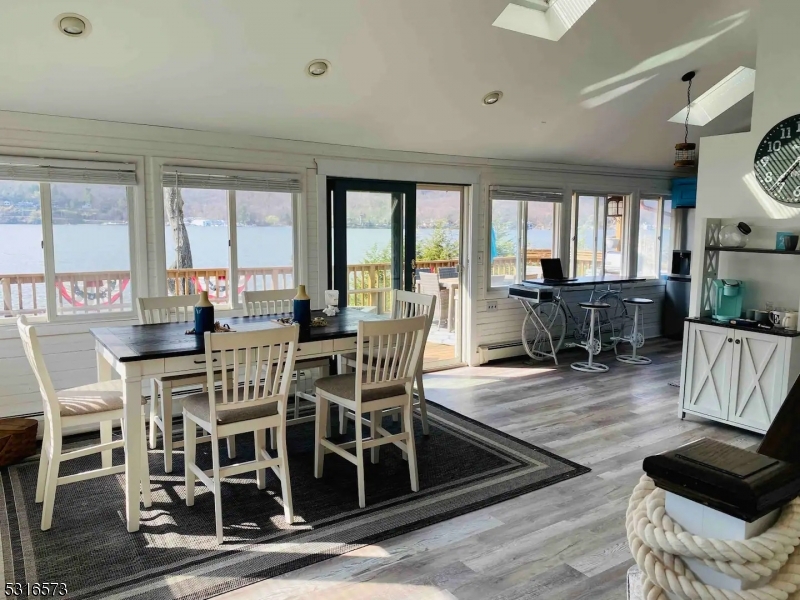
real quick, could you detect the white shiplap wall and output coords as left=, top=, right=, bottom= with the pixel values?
left=0, top=110, right=676, bottom=418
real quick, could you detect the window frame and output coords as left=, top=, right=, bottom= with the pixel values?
left=569, top=192, right=631, bottom=278
left=486, top=194, right=563, bottom=291
left=160, top=183, right=301, bottom=312
left=0, top=179, right=139, bottom=325
left=636, top=193, right=672, bottom=279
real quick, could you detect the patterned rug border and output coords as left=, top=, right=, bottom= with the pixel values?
left=2, top=399, right=590, bottom=600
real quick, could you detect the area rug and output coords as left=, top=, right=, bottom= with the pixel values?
left=0, top=402, right=589, bottom=599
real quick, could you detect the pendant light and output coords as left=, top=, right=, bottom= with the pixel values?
left=674, top=71, right=698, bottom=168
left=607, top=197, right=623, bottom=217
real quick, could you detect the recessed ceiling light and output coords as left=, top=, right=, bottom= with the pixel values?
left=306, top=59, right=331, bottom=77
left=483, top=91, right=503, bottom=105
left=54, top=13, right=91, bottom=38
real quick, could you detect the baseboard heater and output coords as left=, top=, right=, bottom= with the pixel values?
left=478, top=341, right=526, bottom=364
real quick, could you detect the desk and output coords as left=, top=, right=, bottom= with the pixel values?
left=520, top=275, right=647, bottom=288
left=91, top=307, right=386, bottom=532
left=508, top=276, right=647, bottom=363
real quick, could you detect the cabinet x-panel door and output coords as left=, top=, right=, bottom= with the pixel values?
left=684, top=323, right=733, bottom=419
left=728, top=331, right=785, bottom=431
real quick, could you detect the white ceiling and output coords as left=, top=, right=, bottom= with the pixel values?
left=0, top=0, right=758, bottom=169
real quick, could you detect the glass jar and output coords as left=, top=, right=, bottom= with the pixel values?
left=719, top=222, right=752, bottom=248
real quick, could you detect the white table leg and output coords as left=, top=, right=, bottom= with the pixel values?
left=96, top=350, right=112, bottom=382
left=122, top=375, right=143, bottom=533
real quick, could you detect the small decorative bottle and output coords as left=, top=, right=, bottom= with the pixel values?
left=194, top=291, right=215, bottom=335
left=293, top=284, right=311, bottom=328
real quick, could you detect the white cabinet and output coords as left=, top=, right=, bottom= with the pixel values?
left=681, top=321, right=800, bottom=433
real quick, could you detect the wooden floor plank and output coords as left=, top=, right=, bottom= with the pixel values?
left=215, top=338, right=763, bottom=600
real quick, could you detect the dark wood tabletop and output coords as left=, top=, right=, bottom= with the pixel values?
left=91, top=307, right=387, bottom=363
left=519, top=275, right=647, bottom=288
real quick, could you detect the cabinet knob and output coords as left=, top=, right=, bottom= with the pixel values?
left=728, top=337, right=733, bottom=343
left=735, top=339, right=741, bottom=344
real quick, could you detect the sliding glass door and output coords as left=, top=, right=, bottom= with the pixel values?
left=329, top=179, right=465, bottom=368
left=330, top=179, right=416, bottom=312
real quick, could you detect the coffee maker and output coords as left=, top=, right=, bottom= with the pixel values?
left=711, top=279, right=745, bottom=322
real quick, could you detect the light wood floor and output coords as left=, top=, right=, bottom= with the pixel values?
left=219, top=338, right=762, bottom=600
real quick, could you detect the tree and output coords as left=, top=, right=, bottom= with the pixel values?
left=165, top=186, right=194, bottom=293
left=493, top=221, right=516, bottom=257
left=416, top=221, right=458, bottom=261
left=363, top=242, right=392, bottom=263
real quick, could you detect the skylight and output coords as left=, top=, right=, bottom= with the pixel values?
left=668, top=67, right=756, bottom=126
left=492, top=0, right=597, bottom=42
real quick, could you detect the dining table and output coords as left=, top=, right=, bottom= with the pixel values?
left=90, top=307, right=388, bottom=532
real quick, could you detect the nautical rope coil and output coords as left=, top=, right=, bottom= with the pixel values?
left=626, top=475, right=800, bottom=600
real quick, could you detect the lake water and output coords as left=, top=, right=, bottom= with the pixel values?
left=0, top=224, right=460, bottom=274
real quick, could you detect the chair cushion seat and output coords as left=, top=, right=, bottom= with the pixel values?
left=315, top=373, right=407, bottom=403
left=623, top=297, right=655, bottom=305
left=579, top=301, right=612, bottom=310
left=182, top=391, right=279, bottom=424
left=57, top=380, right=147, bottom=417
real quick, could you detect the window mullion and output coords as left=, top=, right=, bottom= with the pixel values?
left=40, top=183, right=57, bottom=321
left=228, top=189, right=238, bottom=310
left=126, top=186, right=138, bottom=308
left=655, top=197, right=665, bottom=277
left=517, top=201, right=526, bottom=284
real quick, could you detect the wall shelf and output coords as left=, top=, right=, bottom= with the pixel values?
left=705, top=246, right=800, bottom=255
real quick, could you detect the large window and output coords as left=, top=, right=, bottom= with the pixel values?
left=489, top=187, right=562, bottom=287
left=572, top=194, right=627, bottom=277
left=0, top=159, right=137, bottom=321
left=637, top=195, right=672, bottom=278
left=162, top=167, right=300, bottom=308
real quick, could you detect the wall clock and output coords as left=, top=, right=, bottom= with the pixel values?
left=754, top=113, right=800, bottom=204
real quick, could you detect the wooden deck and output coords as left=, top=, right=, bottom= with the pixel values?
left=218, top=338, right=763, bottom=600
left=423, top=342, right=456, bottom=364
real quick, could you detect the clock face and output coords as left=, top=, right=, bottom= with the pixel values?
left=754, top=113, right=800, bottom=204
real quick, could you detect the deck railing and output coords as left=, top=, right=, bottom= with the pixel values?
left=0, top=253, right=608, bottom=318
left=1, top=271, right=132, bottom=317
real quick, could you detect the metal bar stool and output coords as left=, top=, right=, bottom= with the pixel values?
left=615, top=297, right=654, bottom=365
left=571, top=301, right=611, bottom=373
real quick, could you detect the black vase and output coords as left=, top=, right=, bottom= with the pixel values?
left=194, top=291, right=215, bottom=335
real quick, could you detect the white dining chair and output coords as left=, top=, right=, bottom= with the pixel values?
left=182, top=324, right=299, bottom=543
left=17, top=316, right=151, bottom=531
left=339, top=290, right=436, bottom=436
left=314, top=315, right=427, bottom=508
left=137, top=295, right=234, bottom=473
left=243, top=290, right=332, bottom=440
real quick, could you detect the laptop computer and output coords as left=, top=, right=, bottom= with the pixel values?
left=539, top=258, right=577, bottom=283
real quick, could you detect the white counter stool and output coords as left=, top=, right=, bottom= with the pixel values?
left=615, top=298, right=654, bottom=365
left=571, top=301, right=611, bottom=373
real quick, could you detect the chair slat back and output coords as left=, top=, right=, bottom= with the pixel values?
left=138, top=295, right=200, bottom=324
left=204, top=324, right=299, bottom=423
left=356, top=315, right=427, bottom=406
left=16, top=316, right=60, bottom=426
left=418, top=272, right=441, bottom=297
left=393, top=290, right=436, bottom=359
left=393, top=289, right=436, bottom=326
left=242, top=289, right=295, bottom=317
